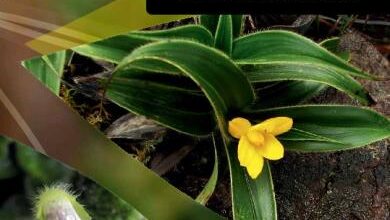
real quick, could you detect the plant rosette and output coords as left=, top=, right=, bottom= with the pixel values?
left=22, top=14, right=390, bottom=220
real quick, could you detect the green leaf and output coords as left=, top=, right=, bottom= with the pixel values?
left=22, top=50, right=68, bottom=95
left=320, top=37, right=350, bottom=61
left=73, top=35, right=150, bottom=64
left=196, top=134, right=219, bottom=205
left=132, top=25, right=213, bottom=45
left=249, top=35, right=352, bottom=108
left=201, top=15, right=242, bottom=38
left=244, top=105, right=390, bottom=152
left=244, top=62, right=372, bottom=105
left=232, top=30, right=374, bottom=79
left=106, top=71, right=215, bottom=136
left=108, top=39, right=254, bottom=135
left=200, top=15, right=220, bottom=36
left=251, top=81, right=326, bottom=108
left=215, top=15, right=233, bottom=56
left=73, top=25, right=214, bottom=64
left=232, top=15, right=243, bottom=38
left=247, top=162, right=277, bottom=220
left=225, top=135, right=277, bottom=220
left=281, top=128, right=343, bottom=143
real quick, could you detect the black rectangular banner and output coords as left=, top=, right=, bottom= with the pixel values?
left=147, top=0, right=388, bottom=14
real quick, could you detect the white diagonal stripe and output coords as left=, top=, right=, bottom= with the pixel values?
left=0, top=88, right=46, bottom=154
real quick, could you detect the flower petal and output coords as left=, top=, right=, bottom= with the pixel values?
left=252, top=117, right=293, bottom=136
left=246, top=130, right=264, bottom=147
left=260, top=134, right=284, bottom=160
left=246, top=154, right=264, bottom=179
left=238, top=136, right=257, bottom=166
left=229, top=117, right=251, bottom=139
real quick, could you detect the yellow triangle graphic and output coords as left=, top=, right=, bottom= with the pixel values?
left=26, top=0, right=190, bottom=54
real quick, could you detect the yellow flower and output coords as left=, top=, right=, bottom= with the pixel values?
left=228, top=117, right=293, bottom=179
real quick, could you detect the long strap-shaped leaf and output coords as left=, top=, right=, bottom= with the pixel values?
left=244, top=62, right=372, bottom=105
left=320, top=37, right=350, bottom=61
left=106, top=38, right=254, bottom=134
left=244, top=105, right=390, bottom=152
left=22, top=50, right=68, bottom=95
left=251, top=81, right=327, bottom=109
left=232, top=30, right=374, bottom=79
left=112, top=40, right=254, bottom=118
left=249, top=37, right=350, bottom=108
left=73, top=25, right=214, bottom=64
left=196, top=133, right=219, bottom=205
left=200, top=15, right=220, bottom=36
left=251, top=81, right=326, bottom=108
left=200, top=15, right=242, bottom=39
left=131, top=25, right=213, bottom=46
left=231, top=15, right=243, bottom=38
left=224, top=131, right=277, bottom=220
left=107, top=74, right=214, bottom=136
left=108, top=40, right=277, bottom=219
left=214, top=15, right=233, bottom=56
